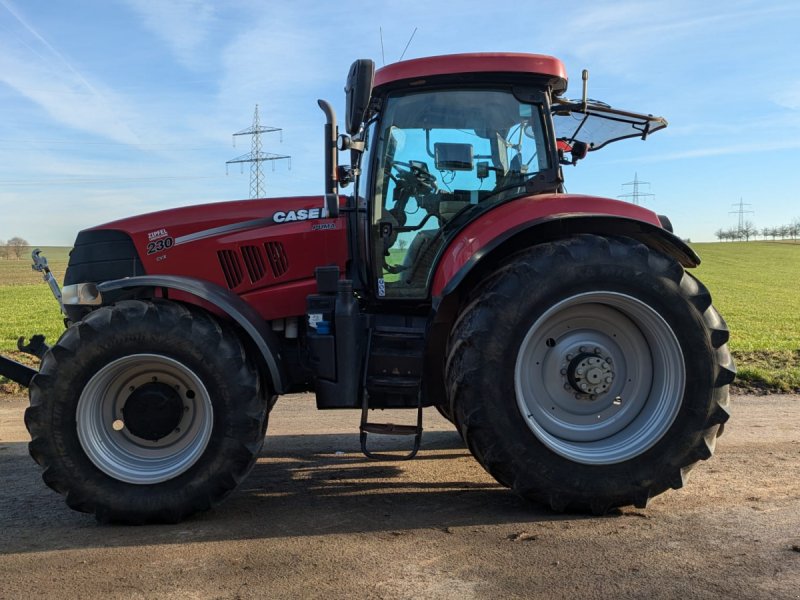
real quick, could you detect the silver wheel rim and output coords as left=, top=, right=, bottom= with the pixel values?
left=77, top=354, right=214, bottom=484
left=514, top=292, right=685, bottom=465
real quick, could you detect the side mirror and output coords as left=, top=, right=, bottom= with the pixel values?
left=345, top=59, right=375, bottom=135
left=570, top=141, right=589, bottom=164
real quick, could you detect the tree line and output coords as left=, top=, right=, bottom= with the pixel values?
left=715, top=218, right=800, bottom=242
left=0, top=237, right=30, bottom=259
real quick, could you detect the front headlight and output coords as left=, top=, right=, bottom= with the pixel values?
left=62, top=283, right=102, bottom=306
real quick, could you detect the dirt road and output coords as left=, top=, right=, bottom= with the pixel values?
left=1, top=393, right=798, bottom=599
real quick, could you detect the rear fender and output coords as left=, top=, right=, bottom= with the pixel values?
left=434, top=213, right=698, bottom=303
left=97, top=275, right=288, bottom=394
left=432, top=194, right=698, bottom=302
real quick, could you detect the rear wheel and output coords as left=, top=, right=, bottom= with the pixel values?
left=25, top=299, right=269, bottom=523
left=446, top=235, right=734, bottom=513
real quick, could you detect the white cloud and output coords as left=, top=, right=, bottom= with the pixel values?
left=773, top=81, right=800, bottom=111
left=612, top=139, right=800, bottom=162
left=122, top=0, right=216, bottom=69
left=0, top=1, right=141, bottom=144
left=562, top=1, right=800, bottom=75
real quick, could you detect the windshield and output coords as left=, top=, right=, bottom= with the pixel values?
left=370, top=88, right=551, bottom=299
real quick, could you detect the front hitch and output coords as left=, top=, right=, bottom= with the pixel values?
left=0, top=355, right=37, bottom=387
left=31, top=249, right=64, bottom=313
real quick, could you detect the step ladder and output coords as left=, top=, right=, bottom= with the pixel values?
left=359, top=327, right=424, bottom=460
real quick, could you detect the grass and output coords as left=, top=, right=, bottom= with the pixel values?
left=692, top=241, right=800, bottom=392
left=1, top=242, right=798, bottom=393
left=0, top=246, right=69, bottom=349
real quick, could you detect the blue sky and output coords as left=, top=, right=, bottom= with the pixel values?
left=1, top=0, right=798, bottom=245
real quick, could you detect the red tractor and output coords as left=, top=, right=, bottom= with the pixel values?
left=1, top=53, right=734, bottom=523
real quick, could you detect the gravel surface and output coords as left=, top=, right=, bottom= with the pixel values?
left=1, top=393, right=798, bottom=599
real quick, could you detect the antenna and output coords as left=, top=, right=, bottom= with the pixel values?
left=729, top=198, right=754, bottom=234
left=398, top=27, right=417, bottom=62
left=380, top=26, right=386, bottom=66
left=226, top=104, right=290, bottom=199
left=618, top=172, right=654, bottom=205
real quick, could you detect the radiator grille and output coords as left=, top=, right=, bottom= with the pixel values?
left=217, top=250, right=243, bottom=289
left=264, top=242, right=289, bottom=277
left=241, top=245, right=267, bottom=283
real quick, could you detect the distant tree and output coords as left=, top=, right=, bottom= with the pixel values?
left=789, top=219, right=800, bottom=241
left=6, top=236, right=29, bottom=259
left=742, top=220, right=757, bottom=242
left=0, top=240, right=6, bottom=259
left=397, top=238, right=408, bottom=252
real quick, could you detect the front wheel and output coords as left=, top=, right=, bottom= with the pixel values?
left=25, top=300, right=269, bottom=523
left=446, top=235, right=734, bottom=513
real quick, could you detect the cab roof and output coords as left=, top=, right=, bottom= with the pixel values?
left=374, top=52, right=568, bottom=95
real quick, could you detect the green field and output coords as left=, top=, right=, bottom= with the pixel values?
left=691, top=241, right=800, bottom=392
left=1, top=242, right=798, bottom=392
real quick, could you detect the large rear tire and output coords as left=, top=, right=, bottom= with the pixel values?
left=25, top=299, right=269, bottom=524
left=445, top=235, right=734, bottom=513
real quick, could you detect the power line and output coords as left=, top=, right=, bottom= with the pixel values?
left=226, top=104, right=290, bottom=199
left=618, top=172, right=654, bottom=205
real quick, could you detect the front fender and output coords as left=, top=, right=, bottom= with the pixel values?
left=97, top=275, right=288, bottom=394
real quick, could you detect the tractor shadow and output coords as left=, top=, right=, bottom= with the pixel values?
left=0, top=430, right=585, bottom=554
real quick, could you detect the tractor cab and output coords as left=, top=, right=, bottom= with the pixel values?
left=331, top=54, right=667, bottom=303
left=364, top=86, right=557, bottom=299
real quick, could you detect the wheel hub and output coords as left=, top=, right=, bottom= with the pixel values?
left=514, top=292, right=686, bottom=465
left=566, top=352, right=614, bottom=397
left=122, top=382, right=185, bottom=441
left=76, top=354, right=214, bottom=484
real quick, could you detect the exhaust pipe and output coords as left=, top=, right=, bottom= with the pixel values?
left=317, top=99, right=339, bottom=218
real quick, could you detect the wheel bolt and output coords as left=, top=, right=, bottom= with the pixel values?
left=566, top=354, right=573, bottom=360
left=579, top=346, right=586, bottom=353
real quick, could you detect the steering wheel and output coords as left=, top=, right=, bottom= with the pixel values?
left=389, top=161, right=437, bottom=195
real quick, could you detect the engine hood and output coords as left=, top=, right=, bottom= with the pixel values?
left=88, top=196, right=330, bottom=244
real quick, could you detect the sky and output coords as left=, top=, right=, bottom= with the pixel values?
left=0, top=0, right=798, bottom=245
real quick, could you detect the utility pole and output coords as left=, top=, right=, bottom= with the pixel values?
left=729, top=198, right=754, bottom=234
left=226, top=105, right=290, bottom=199
left=618, top=173, right=654, bottom=205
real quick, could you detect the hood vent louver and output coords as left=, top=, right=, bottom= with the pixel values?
left=217, top=249, right=243, bottom=289
left=241, top=245, right=267, bottom=283
left=264, top=242, right=289, bottom=277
